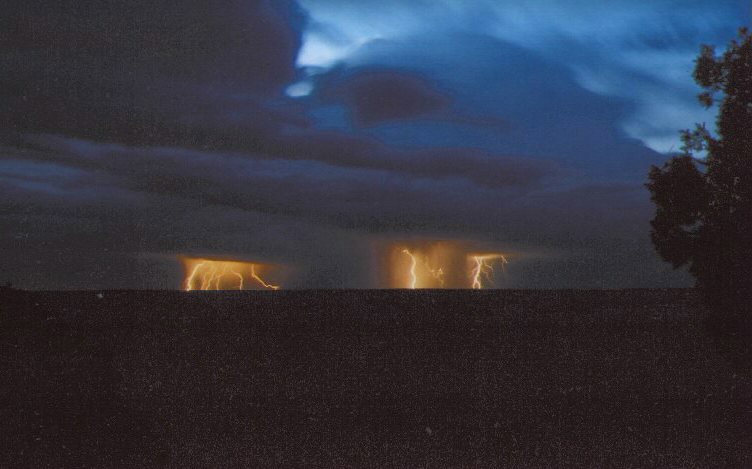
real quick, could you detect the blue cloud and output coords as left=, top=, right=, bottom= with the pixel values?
left=304, top=33, right=658, bottom=183
left=295, top=0, right=747, bottom=152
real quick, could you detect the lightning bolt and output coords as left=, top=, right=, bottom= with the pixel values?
left=402, top=249, right=418, bottom=289
left=182, top=258, right=280, bottom=291
left=200, top=263, right=218, bottom=290
left=233, top=271, right=244, bottom=290
left=185, top=262, right=206, bottom=291
left=251, top=264, right=280, bottom=290
left=401, top=248, right=446, bottom=289
left=471, top=254, right=508, bottom=289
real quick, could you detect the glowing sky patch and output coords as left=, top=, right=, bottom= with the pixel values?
left=285, top=81, right=315, bottom=98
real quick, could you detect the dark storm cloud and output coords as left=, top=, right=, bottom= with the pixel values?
left=5, top=0, right=301, bottom=88
left=319, top=69, right=450, bottom=125
left=1, top=0, right=554, bottom=190
left=1, top=138, right=654, bottom=254
left=310, top=65, right=510, bottom=132
left=1, top=142, right=376, bottom=289
left=269, top=132, right=561, bottom=189
left=16, top=135, right=557, bottom=227
left=1, top=0, right=304, bottom=144
left=0, top=140, right=392, bottom=290
left=1, top=131, right=685, bottom=289
left=330, top=33, right=663, bottom=182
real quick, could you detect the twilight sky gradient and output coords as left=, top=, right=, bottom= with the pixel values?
left=1, top=1, right=749, bottom=289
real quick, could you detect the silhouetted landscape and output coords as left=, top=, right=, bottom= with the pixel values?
left=1, top=289, right=750, bottom=467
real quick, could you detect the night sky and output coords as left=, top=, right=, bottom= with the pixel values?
left=2, top=1, right=749, bottom=289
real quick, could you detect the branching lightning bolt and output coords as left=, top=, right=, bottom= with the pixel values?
left=402, top=248, right=446, bottom=288
left=185, top=262, right=206, bottom=291
left=471, top=254, right=508, bottom=289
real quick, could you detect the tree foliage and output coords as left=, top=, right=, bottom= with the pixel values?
left=647, top=28, right=752, bottom=310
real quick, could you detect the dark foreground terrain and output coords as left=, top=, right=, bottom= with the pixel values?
left=1, top=289, right=750, bottom=467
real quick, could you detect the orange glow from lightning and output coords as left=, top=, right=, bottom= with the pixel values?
left=390, top=244, right=451, bottom=289
left=470, top=254, right=508, bottom=289
left=402, top=249, right=418, bottom=289
left=182, top=257, right=280, bottom=291
left=426, top=263, right=445, bottom=287
left=386, top=242, right=511, bottom=289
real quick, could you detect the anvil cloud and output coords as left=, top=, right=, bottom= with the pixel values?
left=1, top=0, right=747, bottom=289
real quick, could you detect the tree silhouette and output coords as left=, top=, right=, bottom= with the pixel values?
left=647, top=28, right=752, bottom=316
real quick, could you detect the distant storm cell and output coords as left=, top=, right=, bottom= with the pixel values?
left=181, top=257, right=280, bottom=291
left=400, top=248, right=447, bottom=289
left=391, top=242, right=508, bottom=289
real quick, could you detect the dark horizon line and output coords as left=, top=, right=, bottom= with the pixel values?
left=1, top=287, right=697, bottom=293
